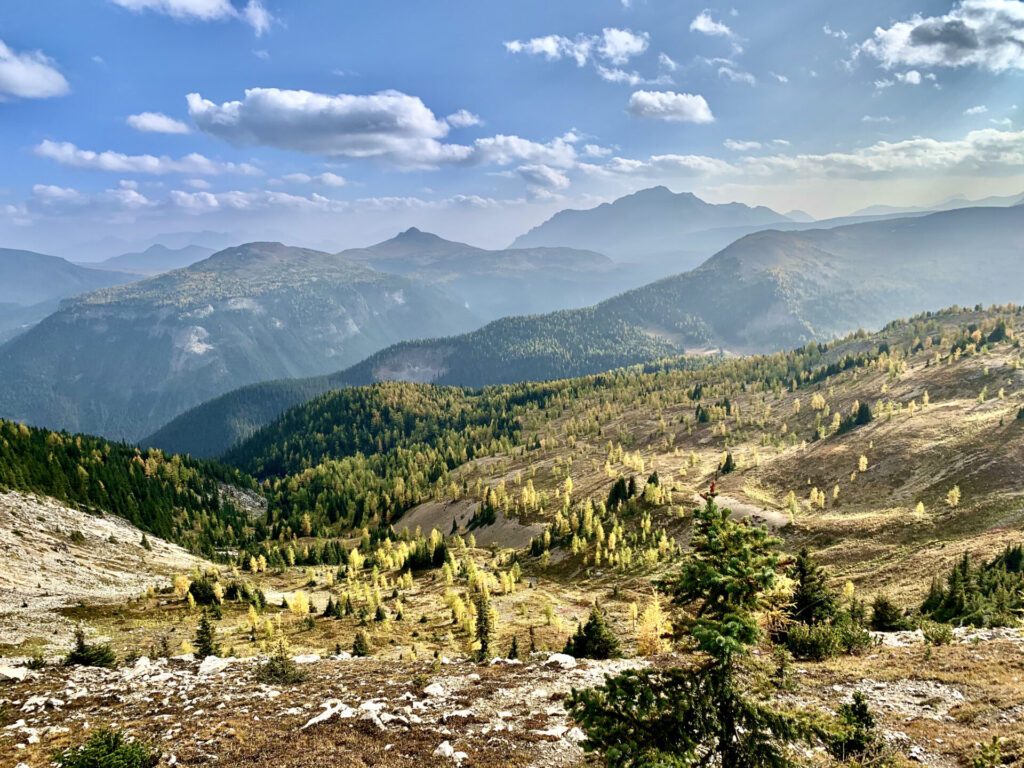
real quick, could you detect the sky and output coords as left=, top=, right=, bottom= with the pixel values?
left=2, top=0, right=1024, bottom=258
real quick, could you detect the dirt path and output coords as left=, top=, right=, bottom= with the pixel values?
left=697, top=493, right=790, bottom=529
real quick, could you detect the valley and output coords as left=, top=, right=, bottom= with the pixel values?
left=3, top=304, right=1024, bottom=767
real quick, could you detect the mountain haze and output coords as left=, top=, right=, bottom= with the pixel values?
left=340, top=227, right=652, bottom=320
left=511, top=185, right=793, bottom=266
left=0, top=242, right=479, bottom=441
left=147, top=205, right=1024, bottom=457
left=91, top=244, right=216, bottom=275
left=0, top=248, right=138, bottom=341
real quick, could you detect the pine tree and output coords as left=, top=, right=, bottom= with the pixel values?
left=563, top=606, right=620, bottom=659
left=352, top=630, right=371, bottom=657
left=788, top=548, right=837, bottom=626
left=567, top=498, right=819, bottom=767
left=475, top=588, right=495, bottom=661
left=195, top=611, right=219, bottom=658
left=508, top=635, right=520, bottom=660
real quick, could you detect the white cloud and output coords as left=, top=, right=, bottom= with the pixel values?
left=772, top=139, right=791, bottom=146
left=504, top=35, right=593, bottom=66
left=184, top=178, right=211, bottom=189
left=188, top=87, right=578, bottom=170
left=595, top=65, right=671, bottom=86
left=108, top=0, right=275, bottom=35
left=109, top=0, right=235, bottom=21
left=896, top=69, right=922, bottom=84
left=280, top=171, right=347, bottom=187
left=690, top=11, right=733, bottom=37
left=0, top=39, right=69, bottom=99
left=862, top=115, right=894, bottom=123
left=583, top=144, right=613, bottom=158
left=742, top=128, right=1024, bottom=179
left=658, top=53, right=679, bottom=71
left=30, top=183, right=154, bottom=213
left=770, top=72, right=789, bottom=83
left=724, top=139, right=761, bottom=151
left=516, top=163, right=570, bottom=190
left=504, top=28, right=648, bottom=67
left=242, top=0, right=272, bottom=35
left=628, top=90, right=714, bottom=123
left=188, top=88, right=456, bottom=165
left=823, top=24, right=848, bottom=40
left=965, top=104, right=988, bottom=114
left=126, top=111, right=191, bottom=133
left=718, top=65, right=756, bottom=84
left=446, top=109, right=483, bottom=128
left=991, top=116, right=1013, bottom=126
left=34, top=139, right=261, bottom=175
left=860, top=0, right=1024, bottom=72
left=598, top=28, right=649, bottom=64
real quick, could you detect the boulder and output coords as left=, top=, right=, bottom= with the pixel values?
left=0, top=666, right=30, bottom=683
left=197, top=656, right=230, bottom=676
left=423, top=682, right=446, bottom=697
left=544, top=653, right=577, bottom=669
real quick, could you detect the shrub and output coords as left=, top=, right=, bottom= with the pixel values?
left=64, top=628, right=116, bottom=668
left=785, top=623, right=841, bottom=661
left=829, top=692, right=877, bottom=760
left=53, top=729, right=160, bottom=768
left=255, top=644, right=309, bottom=684
left=870, top=595, right=909, bottom=632
left=27, top=652, right=46, bottom=670
left=188, top=576, right=219, bottom=606
left=920, top=620, right=954, bottom=646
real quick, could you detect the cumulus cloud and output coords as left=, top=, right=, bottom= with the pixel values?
left=188, top=87, right=577, bottom=170
left=823, top=24, right=848, bottom=40
left=690, top=11, right=734, bottom=37
left=658, top=53, right=679, bottom=71
left=504, top=28, right=648, bottom=67
left=0, top=39, right=69, bottom=99
left=724, top=139, right=761, bottom=151
left=446, top=109, right=483, bottom=128
left=965, top=104, right=989, bottom=114
left=108, top=0, right=275, bottom=35
left=860, top=0, right=1024, bottom=72
left=279, top=171, right=347, bottom=187
left=627, top=90, right=714, bottom=123
left=896, top=69, right=923, bottom=84
left=34, top=139, right=261, bottom=175
left=126, top=111, right=191, bottom=133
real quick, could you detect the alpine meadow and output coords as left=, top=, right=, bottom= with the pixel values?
left=3, top=2, right=1024, bottom=768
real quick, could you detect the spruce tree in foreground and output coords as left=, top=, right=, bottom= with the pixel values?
left=352, top=630, right=371, bottom=657
left=566, top=498, right=820, bottom=767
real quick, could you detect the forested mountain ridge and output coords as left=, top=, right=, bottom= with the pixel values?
left=0, top=242, right=479, bottom=442
left=339, top=227, right=656, bottom=321
left=146, top=205, right=1024, bottom=458
left=0, top=418, right=259, bottom=554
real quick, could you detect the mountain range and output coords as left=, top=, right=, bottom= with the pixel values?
left=510, top=185, right=796, bottom=269
left=145, top=203, right=1024, bottom=457
left=87, top=244, right=216, bottom=275
left=0, top=242, right=479, bottom=441
left=338, top=227, right=655, bottom=321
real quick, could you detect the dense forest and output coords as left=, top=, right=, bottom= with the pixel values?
left=0, top=419, right=259, bottom=555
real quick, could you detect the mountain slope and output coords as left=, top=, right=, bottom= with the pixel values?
left=511, top=186, right=792, bottom=264
left=0, top=242, right=479, bottom=441
left=0, top=248, right=138, bottom=340
left=146, top=205, right=1024, bottom=458
left=340, top=227, right=654, bottom=320
left=91, top=243, right=216, bottom=275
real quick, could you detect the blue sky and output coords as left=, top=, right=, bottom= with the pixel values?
left=2, top=0, right=1023, bottom=257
